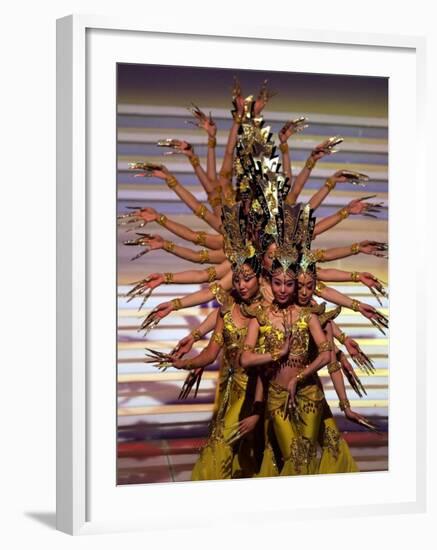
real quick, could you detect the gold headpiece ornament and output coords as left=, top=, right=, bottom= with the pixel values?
left=221, top=203, right=257, bottom=271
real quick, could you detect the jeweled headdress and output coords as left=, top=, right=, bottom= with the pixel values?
left=221, top=203, right=258, bottom=272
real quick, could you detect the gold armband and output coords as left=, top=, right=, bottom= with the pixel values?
left=194, top=231, right=207, bottom=246
left=314, top=248, right=326, bottom=262
left=165, top=176, right=178, bottom=189
left=336, top=332, right=348, bottom=345
left=305, top=156, right=316, bottom=170
left=211, top=331, right=224, bottom=346
left=296, top=372, right=305, bottom=383
left=325, top=177, right=336, bottom=191
left=271, top=348, right=281, bottom=362
left=279, top=142, right=289, bottom=154
left=351, top=243, right=360, bottom=255
left=339, top=207, right=349, bottom=220
left=208, top=137, right=216, bottom=148
left=242, top=344, right=255, bottom=352
left=328, top=361, right=342, bottom=374
left=232, top=113, right=243, bottom=124
left=315, top=280, right=326, bottom=293
left=318, top=341, right=333, bottom=353
left=163, top=240, right=175, bottom=252
left=350, top=271, right=360, bottom=282
left=199, top=249, right=210, bottom=264
left=219, top=169, right=232, bottom=180
left=156, top=214, right=168, bottom=227
left=189, top=155, right=200, bottom=168
left=163, top=272, right=174, bottom=284
left=206, top=266, right=217, bottom=282
left=350, top=299, right=361, bottom=312
left=191, top=329, right=202, bottom=341
left=339, top=398, right=351, bottom=412
left=171, top=298, right=183, bottom=311
left=209, top=194, right=222, bottom=208
left=195, top=204, right=207, bottom=220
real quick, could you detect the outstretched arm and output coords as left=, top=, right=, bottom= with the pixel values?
left=172, top=315, right=224, bottom=370
left=313, top=197, right=382, bottom=237
left=313, top=240, right=388, bottom=264
left=171, top=310, right=220, bottom=359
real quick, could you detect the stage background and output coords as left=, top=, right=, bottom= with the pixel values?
left=116, top=65, right=389, bottom=484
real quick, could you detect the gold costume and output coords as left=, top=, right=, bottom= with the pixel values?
left=191, top=293, right=261, bottom=481
left=255, top=306, right=358, bottom=477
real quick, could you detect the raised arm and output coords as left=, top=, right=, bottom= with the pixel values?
left=240, top=318, right=289, bottom=368
left=171, top=309, right=219, bottom=359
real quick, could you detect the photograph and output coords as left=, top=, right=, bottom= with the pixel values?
left=116, top=63, right=389, bottom=485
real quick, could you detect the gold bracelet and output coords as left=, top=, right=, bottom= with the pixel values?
left=336, top=331, right=348, bottom=345
left=199, top=249, right=210, bottom=264
left=279, top=142, right=289, bottom=154
left=189, top=155, right=200, bottom=168
left=314, top=249, right=326, bottom=262
left=232, top=113, right=243, bottom=124
left=163, top=240, right=175, bottom=252
left=271, top=348, right=281, bottom=362
left=219, top=169, right=232, bottom=180
left=339, top=398, right=351, bottom=412
left=194, top=231, right=207, bottom=246
left=296, top=372, right=305, bottom=383
left=339, top=207, right=349, bottom=220
left=318, top=341, right=333, bottom=353
left=350, top=299, right=361, bottom=312
left=206, top=266, right=217, bottom=282
left=195, top=204, right=207, bottom=220
left=209, top=195, right=222, bottom=208
left=305, top=156, right=316, bottom=170
left=208, top=137, right=217, bottom=148
left=163, top=272, right=174, bottom=284
left=211, top=331, right=224, bottom=346
left=350, top=271, right=360, bottom=282
left=171, top=298, right=183, bottom=311
left=156, top=214, right=168, bottom=227
left=315, top=280, right=326, bottom=293
left=191, top=329, right=202, bottom=341
left=325, top=177, right=336, bottom=191
left=242, top=344, right=255, bottom=352
left=165, top=176, right=178, bottom=189
left=328, top=361, right=342, bottom=374
left=351, top=242, right=360, bottom=255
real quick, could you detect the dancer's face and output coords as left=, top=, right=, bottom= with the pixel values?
left=262, top=242, right=277, bottom=271
left=297, top=273, right=316, bottom=306
left=270, top=271, right=295, bottom=305
left=232, top=264, right=259, bottom=302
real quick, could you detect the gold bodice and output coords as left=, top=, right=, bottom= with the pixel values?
left=288, top=308, right=312, bottom=365
left=222, top=305, right=248, bottom=359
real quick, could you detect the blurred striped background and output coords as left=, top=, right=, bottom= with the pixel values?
left=117, top=64, right=388, bottom=484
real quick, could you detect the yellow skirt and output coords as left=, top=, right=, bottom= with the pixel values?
left=191, top=369, right=260, bottom=481
left=258, top=380, right=358, bottom=477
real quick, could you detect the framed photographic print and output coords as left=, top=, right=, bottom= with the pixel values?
left=56, top=15, right=427, bottom=535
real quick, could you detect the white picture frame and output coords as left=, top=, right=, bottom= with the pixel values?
left=56, top=14, right=427, bottom=536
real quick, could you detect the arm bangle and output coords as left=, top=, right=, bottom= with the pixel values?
left=318, top=340, right=333, bottom=353
left=279, top=142, right=289, bottom=154
left=189, top=155, right=200, bottom=168
left=195, top=204, right=208, bottom=220
left=211, top=331, right=224, bottom=346
left=339, top=398, right=351, bottom=412
left=199, top=249, right=210, bottom=264
left=315, top=281, right=326, bottom=293
left=191, top=329, right=202, bottom=341
left=163, top=241, right=175, bottom=252
left=208, top=137, right=217, bottom=148
left=163, top=272, right=174, bottom=284
left=336, top=332, right=347, bottom=345
left=314, top=249, right=326, bottom=262
left=350, top=299, right=361, bottom=312
left=171, top=298, right=183, bottom=311
left=339, top=207, right=349, bottom=220
left=206, top=266, right=217, bottom=282
left=328, top=361, right=342, bottom=374
left=165, top=176, right=178, bottom=189
left=350, top=271, right=360, bottom=282
left=194, top=231, right=207, bottom=246
left=351, top=243, right=360, bottom=255
left=296, top=372, right=305, bottom=383
left=325, top=177, right=336, bottom=191
left=305, top=156, right=316, bottom=170
left=157, top=214, right=168, bottom=227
